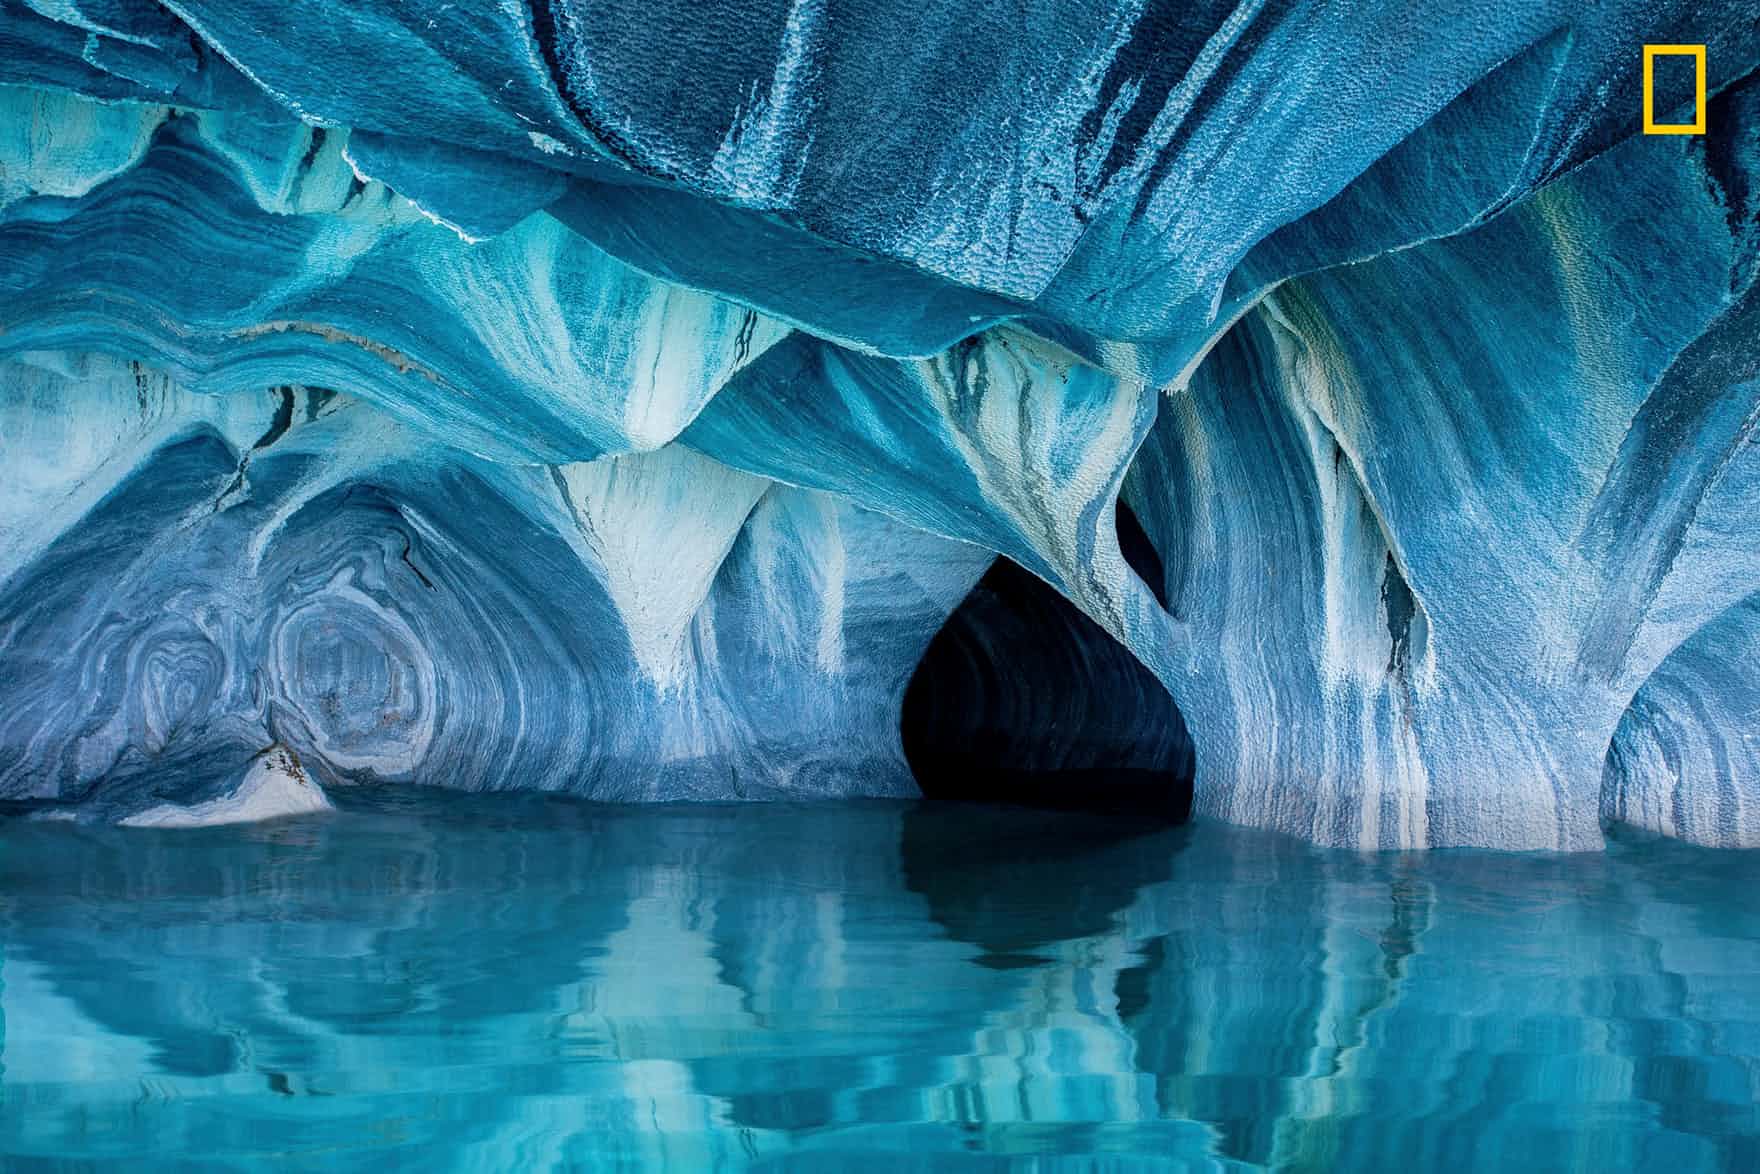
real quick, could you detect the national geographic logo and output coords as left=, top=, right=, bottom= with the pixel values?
left=1643, top=44, right=1707, bottom=134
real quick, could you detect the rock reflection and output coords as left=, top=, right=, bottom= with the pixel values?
left=0, top=797, right=1758, bottom=1169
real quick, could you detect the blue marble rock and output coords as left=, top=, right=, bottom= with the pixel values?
left=0, top=1, right=1758, bottom=847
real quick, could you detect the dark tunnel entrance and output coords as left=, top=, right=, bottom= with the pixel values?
left=900, top=503, right=1195, bottom=821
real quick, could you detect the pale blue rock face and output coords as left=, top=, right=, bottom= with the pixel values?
left=0, top=1, right=1758, bottom=847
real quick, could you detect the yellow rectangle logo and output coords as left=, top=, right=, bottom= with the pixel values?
left=1643, top=44, right=1707, bottom=134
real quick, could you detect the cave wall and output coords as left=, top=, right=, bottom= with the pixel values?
left=1, top=2, right=1759, bottom=844
left=0, top=354, right=991, bottom=816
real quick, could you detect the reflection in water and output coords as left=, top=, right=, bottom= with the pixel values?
left=1, top=792, right=1758, bottom=1170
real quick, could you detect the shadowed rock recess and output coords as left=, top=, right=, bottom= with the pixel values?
left=1, top=2, right=1758, bottom=847
left=902, top=526, right=1196, bottom=820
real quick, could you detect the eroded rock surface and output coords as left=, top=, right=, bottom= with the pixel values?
left=2, top=2, right=1758, bottom=845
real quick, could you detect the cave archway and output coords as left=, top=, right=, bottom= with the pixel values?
left=900, top=503, right=1195, bottom=820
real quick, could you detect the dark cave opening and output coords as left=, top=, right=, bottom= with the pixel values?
left=1114, top=494, right=1170, bottom=611
left=900, top=504, right=1195, bottom=821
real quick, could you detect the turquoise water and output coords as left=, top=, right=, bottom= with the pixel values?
left=1, top=792, right=1757, bottom=1171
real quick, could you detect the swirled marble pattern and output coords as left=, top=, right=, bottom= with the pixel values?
left=0, top=354, right=990, bottom=819
left=2, top=2, right=1759, bottom=845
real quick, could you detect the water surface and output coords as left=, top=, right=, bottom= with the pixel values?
left=1, top=792, right=1757, bottom=1170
